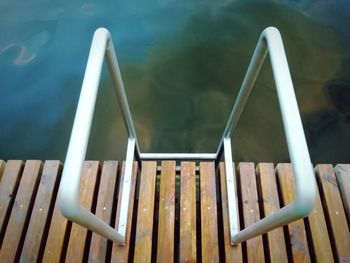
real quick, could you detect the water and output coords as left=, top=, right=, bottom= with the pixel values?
left=1, top=0, right=350, bottom=164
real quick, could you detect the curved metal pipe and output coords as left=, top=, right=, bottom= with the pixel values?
left=58, top=28, right=138, bottom=243
left=220, top=27, right=316, bottom=244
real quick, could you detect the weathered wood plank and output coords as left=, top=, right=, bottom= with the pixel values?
left=180, top=162, right=197, bottom=263
left=65, top=161, right=100, bottom=263
left=133, top=161, right=157, bottom=263
left=111, top=162, right=138, bottom=263
left=276, top=163, right=311, bottom=263
left=42, top=196, right=68, bottom=262
left=156, top=161, right=176, bottom=262
left=334, top=164, right=350, bottom=227
left=316, top=164, right=350, bottom=262
left=3, top=159, right=350, bottom=262
left=88, top=161, right=118, bottom=263
left=219, top=162, right=242, bottom=263
left=305, top=175, right=334, bottom=262
left=256, top=163, right=287, bottom=263
left=42, top=179, right=69, bottom=262
left=200, top=162, right=219, bottom=263
left=0, top=160, right=5, bottom=182
left=0, top=160, right=42, bottom=263
left=20, top=161, right=61, bottom=263
left=238, top=162, right=264, bottom=263
left=0, top=160, right=23, bottom=238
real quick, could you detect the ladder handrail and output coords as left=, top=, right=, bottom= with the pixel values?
left=58, top=26, right=316, bottom=246
left=218, top=26, right=316, bottom=244
left=58, top=28, right=139, bottom=244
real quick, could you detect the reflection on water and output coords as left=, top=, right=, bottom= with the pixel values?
left=0, top=0, right=350, bottom=163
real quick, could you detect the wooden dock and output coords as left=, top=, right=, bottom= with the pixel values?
left=0, top=160, right=349, bottom=262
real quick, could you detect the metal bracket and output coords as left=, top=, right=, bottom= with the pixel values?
left=223, top=138, right=239, bottom=244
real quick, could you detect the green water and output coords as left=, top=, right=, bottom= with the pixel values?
left=1, top=0, right=350, bottom=163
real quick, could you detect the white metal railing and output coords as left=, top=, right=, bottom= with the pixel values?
left=58, top=28, right=139, bottom=244
left=58, top=26, right=316, bottom=246
left=216, top=26, right=316, bottom=244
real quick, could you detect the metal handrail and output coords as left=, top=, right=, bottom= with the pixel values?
left=217, top=26, right=316, bottom=244
left=59, top=26, right=316, bottom=246
left=58, top=28, right=139, bottom=244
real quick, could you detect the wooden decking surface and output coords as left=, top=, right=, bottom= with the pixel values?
left=0, top=160, right=349, bottom=262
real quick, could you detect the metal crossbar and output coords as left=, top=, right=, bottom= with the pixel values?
left=58, top=27, right=316, bottom=245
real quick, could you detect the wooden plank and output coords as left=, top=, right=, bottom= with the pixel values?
left=133, top=161, right=157, bottom=263
left=88, top=161, right=118, bottom=263
left=256, top=163, right=287, bottom=263
left=334, top=164, right=350, bottom=227
left=0, top=160, right=42, bottom=263
left=0, top=160, right=5, bottom=182
left=0, top=160, right=23, bottom=237
left=315, top=164, right=350, bottom=262
left=65, top=161, right=100, bottom=263
left=157, top=161, right=176, bottom=262
left=276, top=163, right=311, bottom=263
left=111, top=162, right=138, bottom=262
left=200, top=162, right=219, bottom=263
left=179, top=162, right=197, bottom=263
left=238, top=162, right=264, bottom=262
left=20, top=161, right=61, bottom=262
left=42, top=179, right=69, bottom=262
left=219, top=162, right=242, bottom=263
left=305, top=175, right=334, bottom=262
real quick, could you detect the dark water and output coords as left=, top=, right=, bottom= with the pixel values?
left=1, top=0, right=350, bottom=164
